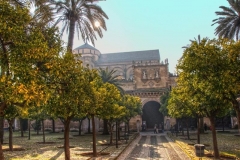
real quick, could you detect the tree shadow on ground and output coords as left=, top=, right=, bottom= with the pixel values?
left=79, top=152, right=110, bottom=158
left=50, top=150, right=64, bottom=160
left=3, top=147, right=25, bottom=151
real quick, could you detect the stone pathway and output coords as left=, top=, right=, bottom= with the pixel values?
left=119, top=132, right=191, bottom=160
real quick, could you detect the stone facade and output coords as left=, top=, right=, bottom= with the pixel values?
left=73, top=43, right=177, bottom=131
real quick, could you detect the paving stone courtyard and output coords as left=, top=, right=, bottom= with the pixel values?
left=120, top=132, right=191, bottom=160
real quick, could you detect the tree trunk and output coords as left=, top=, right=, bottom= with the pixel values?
left=118, top=123, right=120, bottom=140
left=236, top=110, right=240, bottom=134
left=20, top=119, right=24, bottom=137
left=199, top=117, right=204, bottom=134
left=28, top=119, right=31, bottom=140
left=181, top=119, right=185, bottom=136
left=127, top=120, right=130, bottom=134
left=52, top=119, right=55, bottom=133
left=36, top=120, right=40, bottom=135
left=197, top=117, right=200, bottom=144
left=0, top=117, right=4, bottom=144
left=209, top=116, right=220, bottom=159
left=0, top=142, right=4, bottom=160
left=175, top=123, right=178, bottom=137
left=42, top=120, right=45, bottom=143
left=186, top=120, right=190, bottom=140
left=67, top=19, right=76, bottom=52
left=102, top=119, right=109, bottom=135
left=78, top=120, right=83, bottom=136
left=115, top=121, right=118, bottom=148
left=8, top=119, right=14, bottom=151
left=125, top=122, right=127, bottom=133
left=91, top=115, right=97, bottom=157
left=0, top=103, right=4, bottom=159
left=0, top=143, right=4, bottom=160
left=64, top=118, right=71, bottom=160
left=108, top=122, right=113, bottom=145
left=87, top=118, right=91, bottom=134
left=232, top=97, right=240, bottom=134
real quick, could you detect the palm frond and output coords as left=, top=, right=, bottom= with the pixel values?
left=212, top=0, right=240, bottom=40
left=218, top=6, right=236, bottom=15
left=98, top=68, right=125, bottom=95
left=31, top=0, right=108, bottom=49
left=228, top=0, right=240, bottom=13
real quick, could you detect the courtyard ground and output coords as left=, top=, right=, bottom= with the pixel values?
left=2, top=130, right=138, bottom=160
left=167, top=129, right=240, bottom=160
left=1, top=129, right=240, bottom=160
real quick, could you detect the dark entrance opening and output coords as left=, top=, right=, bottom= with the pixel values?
left=142, top=101, right=164, bottom=129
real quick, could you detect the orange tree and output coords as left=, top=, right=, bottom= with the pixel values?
left=173, top=38, right=235, bottom=159
left=3, top=105, right=21, bottom=151
left=168, top=84, right=204, bottom=141
left=98, top=83, right=125, bottom=145
left=0, top=1, right=61, bottom=159
left=223, top=40, right=240, bottom=134
left=28, top=104, right=50, bottom=143
left=120, top=95, right=142, bottom=134
left=98, top=67, right=124, bottom=135
left=159, top=92, right=170, bottom=117
left=46, top=53, right=89, bottom=160
left=80, top=68, right=123, bottom=157
left=182, top=37, right=240, bottom=134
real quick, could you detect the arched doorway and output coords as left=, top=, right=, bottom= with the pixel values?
left=142, top=101, right=164, bottom=129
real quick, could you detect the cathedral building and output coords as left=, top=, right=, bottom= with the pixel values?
left=73, top=43, right=177, bottom=131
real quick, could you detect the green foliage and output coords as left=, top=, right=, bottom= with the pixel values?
left=169, top=38, right=238, bottom=119
left=230, top=109, right=237, bottom=117
left=80, top=68, right=124, bottom=119
left=159, top=92, right=170, bottom=116
left=168, top=86, right=197, bottom=118
left=47, top=53, right=87, bottom=120
left=97, top=83, right=125, bottom=120
left=120, top=95, right=142, bottom=122
left=173, top=37, right=240, bottom=159
left=0, top=1, right=62, bottom=117
left=98, top=67, right=124, bottom=95
left=4, top=105, right=19, bottom=121
left=31, top=120, right=41, bottom=131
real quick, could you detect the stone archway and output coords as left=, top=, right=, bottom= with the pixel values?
left=142, top=101, right=164, bottom=129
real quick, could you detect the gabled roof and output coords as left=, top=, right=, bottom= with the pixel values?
left=98, top=50, right=160, bottom=63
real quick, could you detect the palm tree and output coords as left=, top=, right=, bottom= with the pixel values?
left=212, top=0, right=240, bottom=41
left=98, top=67, right=124, bottom=94
left=98, top=67, right=124, bottom=135
left=33, top=0, right=108, bottom=51
left=12, top=0, right=108, bottom=51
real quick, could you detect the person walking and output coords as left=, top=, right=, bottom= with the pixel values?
left=154, top=124, right=157, bottom=134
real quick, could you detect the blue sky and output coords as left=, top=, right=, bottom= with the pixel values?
left=69, top=0, right=230, bottom=73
